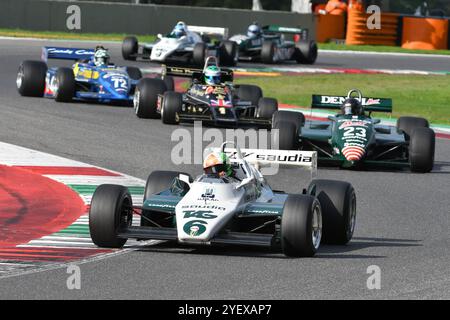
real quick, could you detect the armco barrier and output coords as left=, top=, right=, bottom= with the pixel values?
left=345, top=10, right=399, bottom=46
left=0, top=0, right=316, bottom=40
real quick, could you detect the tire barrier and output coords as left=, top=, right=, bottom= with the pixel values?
left=402, top=17, right=449, bottom=50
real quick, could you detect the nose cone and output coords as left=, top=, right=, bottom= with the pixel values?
left=342, top=145, right=365, bottom=161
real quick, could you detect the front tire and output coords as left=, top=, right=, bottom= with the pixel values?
left=193, top=43, right=207, bottom=66
left=409, top=127, right=435, bottom=172
left=141, top=171, right=192, bottom=227
left=17, top=60, right=47, bottom=97
left=134, top=78, right=167, bottom=119
left=308, top=179, right=356, bottom=245
left=126, top=66, right=142, bottom=80
left=122, top=36, right=138, bottom=61
left=89, top=184, right=133, bottom=248
left=161, top=91, right=182, bottom=125
left=281, top=195, right=322, bottom=257
left=220, top=40, right=237, bottom=66
left=54, top=68, right=75, bottom=103
left=397, top=116, right=429, bottom=140
left=272, top=110, right=305, bottom=131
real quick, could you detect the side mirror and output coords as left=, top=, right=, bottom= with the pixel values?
left=157, top=34, right=163, bottom=39
left=178, top=174, right=191, bottom=186
left=236, top=177, right=254, bottom=190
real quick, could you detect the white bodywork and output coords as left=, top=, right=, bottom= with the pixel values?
left=149, top=25, right=228, bottom=62
left=174, top=142, right=317, bottom=243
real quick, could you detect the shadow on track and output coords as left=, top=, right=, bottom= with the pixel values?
left=131, top=236, right=421, bottom=260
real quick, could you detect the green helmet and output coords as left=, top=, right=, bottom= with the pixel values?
left=203, top=151, right=233, bottom=177
left=204, top=65, right=221, bottom=85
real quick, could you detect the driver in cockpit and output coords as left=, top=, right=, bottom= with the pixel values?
left=203, top=151, right=234, bottom=178
left=341, top=97, right=363, bottom=116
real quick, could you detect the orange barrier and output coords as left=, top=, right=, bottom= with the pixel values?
left=346, top=10, right=399, bottom=46
left=402, top=17, right=448, bottom=50
left=316, top=13, right=346, bottom=43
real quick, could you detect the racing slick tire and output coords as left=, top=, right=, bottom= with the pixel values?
left=237, top=85, right=263, bottom=116
left=271, top=121, right=298, bottom=150
left=134, top=78, right=167, bottom=119
left=89, top=184, right=133, bottom=248
left=158, top=75, right=175, bottom=92
left=161, top=91, right=182, bottom=124
left=54, top=68, right=75, bottom=103
left=126, top=66, right=142, bottom=80
left=257, top=97, right=278, bottom=119
left=122, top=36, right=138, bottom=61
left=193, top=43, right=207, bottom=66
left=281, top=194, right=322, bottom=257
left=397, top=116, right=429, bottom=140
left=261, top=40, right=275, bottom=64
left=295, top=40, right=318, bottom=64
left=142, top=171, right=193, bottom=227
left=307, top=179, right=356, bottom=245
left=272, top=110, right=305, bottom=132
left=219, top=40, right=237, bottom=66
left=16, top=60, right=47, bottom=97
left=409, top=127, right=435, bottom=173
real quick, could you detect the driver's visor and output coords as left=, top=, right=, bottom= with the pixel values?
left=205, top=75, right=221, bottom=84
left=204, top=164, right=227, bottom=175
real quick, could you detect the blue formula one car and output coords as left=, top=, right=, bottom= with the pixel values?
left=16, top=46, right=146, bottom=105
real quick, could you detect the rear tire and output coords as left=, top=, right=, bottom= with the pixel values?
left=397, top=116, right=429, bottom=140
left=126, top=66, right=142, bottom=80
left=16, top=60, right=47, bottom=97
left=89, top=184, right=133, bottom=248
left=220, top=40, right=237, bottom=66
left=281, top=195, right=322, bottom=257
left=54, top=68, right=75, bottom=103
left=122, top=36, right=138, bottom=61
left=134, top=78, right=167, bottom=119
left=308, top=179, right=356, bottom=245
left=257, top=97, right=278, bottom=119
left=158, top=75, right=175, bottom=92
left=261, top=40, right=275, bottom=64
left=142, top=171, right=192, bottom=227
left=272, top=121, right=297, bottom=150
left=409, top=127, right=435, bottom=173
left=295, top=40, right=318, bottom=64
left=161, top=91, right=182, bottom=125
left=237, top=85, right=263, bottom=116
left=193, top=43, right=207, bottom=66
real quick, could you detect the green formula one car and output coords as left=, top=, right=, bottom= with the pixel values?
left=272, top=89, right=435, bottom=172
left=229, top=23, right=318, bottom=64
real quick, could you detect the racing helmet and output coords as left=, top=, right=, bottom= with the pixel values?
left=93, top=47, right=110, bottom=67
left=247, top=23, right=262, bottom=39
left=341, top=98, right=363, bottom=115
left=204, top=65, right=221, bottom=85
left=172, top=21, right=187, bottom=38
left=203, top=151, right=233, bottom=177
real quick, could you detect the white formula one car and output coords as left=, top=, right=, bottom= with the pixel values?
left=89, top=142, right=356, bottom=257
left=122, top=22, right=238, bottom=66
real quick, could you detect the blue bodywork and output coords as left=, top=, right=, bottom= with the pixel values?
left=42, top=47, right=139, bottom=104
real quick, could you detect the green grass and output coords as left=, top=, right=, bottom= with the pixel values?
left=235, top=74, right=450, bottom=125
left=319, top=43, right=450, bottom=56
left=0, top=28, right=155, bottom=43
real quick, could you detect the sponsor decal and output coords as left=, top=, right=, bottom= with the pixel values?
left=321, top=96, right=381, bottom=106
left=342, top=145, right=365, bottom=161
left=338, top=120, right=369, bottom=129
left=183, top=220, right=208, bottom=237
left=47, top=48, right=95, bottom=56
left=147, top=202, right=176, bottom=209
left=181, top=204, right=226, bottom=211
left=199, top=188, right=218, bottom=201
left=183, top=210, right=217, bottom=219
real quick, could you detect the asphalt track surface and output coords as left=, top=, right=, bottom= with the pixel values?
left=0, top=38, right=449, bottom=299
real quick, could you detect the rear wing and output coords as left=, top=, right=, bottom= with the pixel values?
left=311, top=94, right=393, bottom=113
left=41, top=46, right=95, bottom=62
left=163, top=65, right=234, bottom=82
left=188, top=25, right=229, bottom=39
left=262, top=25, right=309, bottom=40
left=226, top=148, right=316, bottom=167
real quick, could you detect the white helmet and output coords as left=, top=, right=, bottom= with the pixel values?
left=172, top=21, right=188, bottom=38
left=247, top=23, right=262, bottom=39
left=94, top=47, right=110, bottom=67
